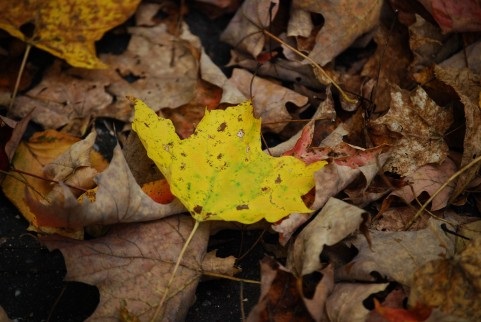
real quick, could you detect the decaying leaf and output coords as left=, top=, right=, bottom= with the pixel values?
left=417, top=0, right=481, bottom=33
left=229, top=68, right=308, bottom=133
left=1, top=130, right=83, bottom=236
left=409, top=237, right=481, bottom=320
left=220, top=0, right=279, bottom=58
left=387, top=157, right=457, bottom=211
left=0, top=0, right=141, bottom=68
left=132, top=99, right=326, bottom=224
left=326, top=283, right=389, bottom=322
left=336, top=217, right=456, bottom=286
left=41, top=216, right=211, bottom=321
left=288, top=197, right=367, bottom=276
left=27, top=144, right=186, bottom=229
left=291, top=0, right=383, bottom=66
left=373, top=298, right=432, bottom=322
left=247, top=256, right=334, bottom=322
left=433, top=66, right=481, bottom=202
left=369, top=85, right=453, bottom=177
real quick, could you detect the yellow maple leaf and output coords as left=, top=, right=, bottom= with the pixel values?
left=0, top=0, right=140, bottom=69
left=131, top=98, right=326, bottom=224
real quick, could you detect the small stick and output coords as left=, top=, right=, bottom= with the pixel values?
left=9, top=44, right=32, bottom=109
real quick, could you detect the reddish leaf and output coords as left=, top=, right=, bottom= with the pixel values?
left=374, top=298, right=431, bottom=322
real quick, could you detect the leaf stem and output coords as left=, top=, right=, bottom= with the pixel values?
left=151, top=219, right=200, bottom=322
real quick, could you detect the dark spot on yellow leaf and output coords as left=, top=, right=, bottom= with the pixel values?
left=143, top=122, right=149, bottom=128
left=181, top=152, right=187, bottom=157
left=194, top=205, right=203, bottom=214
left=275, top=175, right=282, bottom=184
left=261, top=187, right=268, bottom=191
left=236, top=204, right=249, bottom=210
left=217, top=153, right=223, bottom=160
left=217, top=122, right=227, bottom=132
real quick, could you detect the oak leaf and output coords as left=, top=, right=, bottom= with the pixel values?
left=0, top=0, right=141, bottom=68
left=132, top=99, right=326, bottom=224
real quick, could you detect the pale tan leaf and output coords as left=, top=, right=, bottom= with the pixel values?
left=369, top=85, right=453, bottom=176
left=388, top=157, right=457, bottom=211
left=28, top=144, right=186, bottom=228
left=292, top=0, right=383, bottom=65
left=229, top=68, right=308, bottom=133
left=220, top=0, right=279, bottom=58
left=326, top=283, right=389, bottom=322
left=41, top=216, right=209, bottom=321
left=433, top=66, right=481, bottom=202
left=336, top=218, right=456, bottom=286
left=201, top=250, right=239, bottom=277
left=288, top=198, right=366, bottom=276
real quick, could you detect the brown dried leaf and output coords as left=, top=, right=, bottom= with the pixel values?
left=433, top=66, right=481, bottom=202
left=293, top=0, right=383, bottom=65
left=11, top=61, right=113, bottom=129
left=336, top=218, right=456, bottom=286
left=247, top=257, right=333, bottom=322
left=41, top=216, right=210, bottom=321
left=220, top=0, right=279, bottom=58
left=369, top=85, right=453, bottom=176
left=229, top=68, right=308, bottom=133
left=409, top=238, right=481, bottom=320
left=288, top=198, right=366, bottom=276
left=388, top=157, right=457, bottom=211
left=27, top=144, right=186, bottom=229
left=326, top=283, right=389, bottom=321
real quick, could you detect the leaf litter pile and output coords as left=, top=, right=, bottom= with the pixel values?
left=1, top=0, right=481, bottom=321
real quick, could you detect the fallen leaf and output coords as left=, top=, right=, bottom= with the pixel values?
left=408, top=14, right=459, bottom=72
left=326, top=283, right=389, bottom=322
left=387, top=157, right=457, bottom=211
left=11, top=61, right=113, bottom=129
left=418, top=0, right=481, bottom=33
left=1, top=130, right=82, bottom=236
left=287, top=197, right=367, bottom=276
left=27, top=144, right=186, bottom=229
left=439, top=40, right=481, bottom=74
left=336, top=217, right=456, bottom=286
left=132, top=99, right=326, bottom=224
left=141, top=179, right=175, bottom=204
left=1, top=112, right=33, bottom=178
left=220, top=0, right=280, bottom=58
left=0, top=0, right=141, bottom=68
left=409, top=237, right=481, bottom=320
left=246, top=256, right=334, bottom=322
left=229, top=68, right=308, bottom=133
left=433, top=66, right=481, bottom=202
left=373, top=298, right=432, bottom=322
left=369, top=85, right=453, bottom=177
left=291, top=0, right=383, bottom=65
left=41, top=216, right=210, bottom=321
